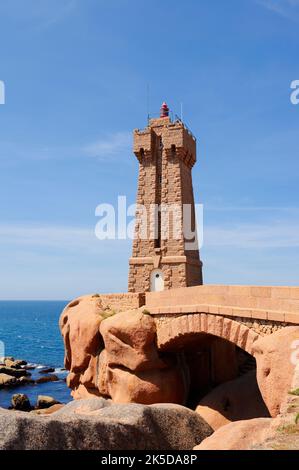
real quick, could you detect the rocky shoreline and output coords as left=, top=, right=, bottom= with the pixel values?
left=1, top=305, right=298, bottom=450
left=0, top=356, right=64, bottom=388
left=10, top=392, right=63, bottom=413
left=0, top=356, right=67, bottom=411
left=58, top=297, right=299, bottom=450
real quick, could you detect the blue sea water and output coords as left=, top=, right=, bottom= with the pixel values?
left=0, top=301, right=72, bottom=408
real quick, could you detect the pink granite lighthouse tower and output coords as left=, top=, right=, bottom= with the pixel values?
left=128, top=102, right=203, bottom=293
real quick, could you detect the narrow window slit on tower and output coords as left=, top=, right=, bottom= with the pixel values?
left=155, top=206, right=161, bottom=249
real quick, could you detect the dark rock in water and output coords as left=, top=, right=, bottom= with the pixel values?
left=0, top=357, right=14, bottom=363
left=0, top=366, right=30, bottom=378
left=0, top=398, right=213, bottom=450
left=36, top=374, right=59, bottom=384
left=36, top=395, right=61, bottom=409
left=5, top=359, right=27, bottom=369
left=0, top=373, right=17, bottom=388
left=16, top=360, right=27, bottom=367
left=18, top=376, right=35, bottom=386
left=23, top=365, right=36, bottom=371
left=0, top=373, right=35, bottom=389
left=11, top=394, right=31, bottom=412
left=38, top=367, right=55, bottom=374
left=4, top=359, right=21, bottom=369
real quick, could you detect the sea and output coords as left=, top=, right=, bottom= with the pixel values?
left=0, top=301, right=71, bottom=409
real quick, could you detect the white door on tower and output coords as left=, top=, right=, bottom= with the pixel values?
left=150, top=269, right=164, bottom=292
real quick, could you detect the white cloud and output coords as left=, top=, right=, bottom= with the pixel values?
left=39, top=0, right=77, bottom=29
left=0, top=223, right=131, bottom=299
left=206, top=205, right=299, bottom=212
left=256, top=0, right=299, bottom=21
left=0, top=131, right=132, bottom=162
left=0, top=224, right=130, bottom=255
left=0, top=213, right=298, bottom=256
left=205, top=220, right=299, bottom=248
left=1, top=0, right=77, bottom=29
left=0, top=224, right=90, bottom=245
left=82, top=132, right=132, bottom=160
left=0, top=218, right=298, bottom=298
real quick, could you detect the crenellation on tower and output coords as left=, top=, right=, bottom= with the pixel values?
left=129, top=103, right=203, bottom=293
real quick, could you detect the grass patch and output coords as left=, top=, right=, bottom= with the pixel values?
left=295, top=414, right=299, bottom=425
left=92, top=293, right=101, bottom=298
left=142, top=309, right=151, bottom=316
left=100, top=309, right=116, bottom=320
left=289, top=388, right=299, bottom=396
left=277, top=423, right=299, bottom=435
left=271, top=443, right=289, bottom=450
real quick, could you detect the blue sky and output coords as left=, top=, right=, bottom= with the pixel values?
left=0, top=0, right=298, bottom=300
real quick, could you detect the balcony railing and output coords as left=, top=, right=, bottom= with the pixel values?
left=147, top=113, right=196, bottom=141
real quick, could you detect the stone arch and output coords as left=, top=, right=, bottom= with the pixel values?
left=156, top=313, right=261, bottom=355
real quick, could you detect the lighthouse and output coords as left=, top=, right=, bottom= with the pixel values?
left=128, top=103, right=203, bottom=293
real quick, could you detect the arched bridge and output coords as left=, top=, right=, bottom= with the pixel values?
left=145, top=285, right=299, bottom=350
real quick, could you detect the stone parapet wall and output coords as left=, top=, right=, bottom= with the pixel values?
left=98, top=292, right=145, bottom=312
left=147, top=303, right=299, bottom=325
left=146, top=285, right=299, bottom=316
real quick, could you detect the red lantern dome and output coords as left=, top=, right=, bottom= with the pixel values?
left=160, top=101, right=169, bottom=118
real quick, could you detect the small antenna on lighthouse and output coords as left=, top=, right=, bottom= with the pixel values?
left=146, top=84, right=150, bottom=124
left=180, top=102, right=183, bottom=122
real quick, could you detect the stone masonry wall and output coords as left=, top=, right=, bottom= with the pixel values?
left=98, top=292, right=145, bottom=312
left=161, top=148, right=185, bottom=257
left=162, top=263, right=186, bottom=290
left=228, top=316, right=291, bottom=336
left=146, top=285, right=299, bottom=319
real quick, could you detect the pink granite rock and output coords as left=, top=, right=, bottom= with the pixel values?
left=195, top=418, right=273, bottom=450
left=59, top=295, right=105, bottom=399
left=253, top=326, right=299, bottom=417
left=100, top=310, right=186, bottom=404
left=195, top=370, right=270, bottom=430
